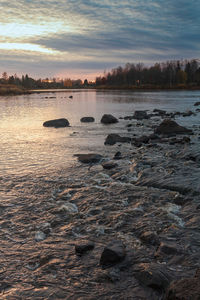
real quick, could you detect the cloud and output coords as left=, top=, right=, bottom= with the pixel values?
left=0, top=0, right=199, bottom=79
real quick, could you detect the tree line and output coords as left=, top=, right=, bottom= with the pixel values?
left=1, top=59, right=200, bottom=90
left=95, top=59, right=200, bottom=88
left=0, top=72, right=92, bottom=89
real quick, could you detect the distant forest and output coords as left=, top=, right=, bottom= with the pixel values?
left=1, top=59, right=200, bottom=90
left=96, top=59, right=200, bottom=88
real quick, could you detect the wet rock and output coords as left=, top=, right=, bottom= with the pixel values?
left=165, top=269, right=200, bottom=300
left=80, top=117, right=95, bottom=122
left=194, top=101, right=200, bottom=106
left=133, top=110, right=149, bottom=120
left=153, top=109, right=167, bottom=115
left=75, top=241, right=95, bottom=256
left=74, top=153, right=103, bottom=163
left=104, top=134, right=131, bottom=145
left=132, top=135, right=150, bottom=147
left=101, top=114, right=118, bottom=124
left=140, top=231, right=159, bottom=246
left=155, top=242, right=181, bottom=256
left=182, top=110, right=194, bottom=117
left=154, top=119, right=193, bottom=135
left=113, top=151, right=122, bottom=160
left=43, top=118, right=70, bottom=128
left=102, top=161, right=118, bottom=170
left=134, top=263, right=172, bottom=290
left=100, top=240, right=126, bottom=267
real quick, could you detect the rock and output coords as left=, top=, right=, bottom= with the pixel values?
left=134, top=263, right=172, bottom=290
left=133, top=110, right=149, bottom=120
left=75, top=241, right=95, bottom=256
left=102, top=161, right=118, bottom=170
left=74, top=153, right=103, bottom=163
left=132, top=135, right=150, bottom=147
left=165, top=269, right=200, bottom=300
left=182, top=110, right=194, bottom=117
left=154, top=119, right=193, bottom=135
left=113, top=151, right=122, bottom=160
left=69, top=95, right=73, bottom=99
left=155, top=242, right=181, bottom=256
left=101, top=114, right=118, bottom=124
left=80, top=117, right=95, bottom=122
left=140, top=231, right=159, bottom=246
left=100, top=240, right=126, bottom=267
left=153, top=109, right=167, bottom=115
left=104, top=134, right=131, bottom=145
left=43, top=118, right=70, bottom=128
left=194, top=101, right=200, bottom=106
left=35, top=231, right=46, bottom=242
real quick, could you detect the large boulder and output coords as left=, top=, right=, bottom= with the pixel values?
left=74, top=153, right=103, bottom=163
left=80, top=117, right=95, bottom=123
left=154, top=119, right=192, bottom=135
left=101, top=114, right=118, bottom=124
left=43, top=118, right=70, bottom=128
left=104, top=134, right=131, bottom=145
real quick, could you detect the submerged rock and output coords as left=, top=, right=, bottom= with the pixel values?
left=113, top=151, right=122, bottom=160
left=194, top=101, right=200, bottom=106
left=154, top=119, right=192, bottom=135
left=43, top=118, right=70, bottom=128
left=35, top=231, right=46, bottom=242
left=165, top=269, right=200, bottom=300
left=100, top=240, right=126, bottom=267
left=134, top=263, right=172, bottom=290
left=74, top=153, right=103, bottom=163
left=104, top=134, right=131, bottom=145
left=101, top=114, right=118, bottom=124
left=80, top=117, right=95, bottom=122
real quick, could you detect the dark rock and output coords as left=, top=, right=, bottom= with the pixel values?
left=80, top=117, right=95, bottom=122
left=100, top=240, right=126, bottom=267
left=75, top=241, right=95, bottom=256
left=104, top=134, right=131, bottom=145
left=74, top=153, right=103, bottom=163
left=69, top=95, right=73, bottom=99
left=182, top=110, right=194, bottom=117
left=102, top=161, right=118, bottom=170
left=165, top=269, right=200, bottom=300
left=153, top=109, right=167, bottom=115
left=155, top=242, right=181, bottom=256
left=132, top=135, right=150, bottom=147
left=113, top=151, right=122, bottom=160
left=43, top=118, right=70, bottom=128
left=194, top=101, right=200, bottom=106
left=134, top=263, right=172, bottom=290
left=154, top=119, right=193, bottom=135
left=133, top=110, right=149, bottom=120
left=101, top=114, right=118, bottom=124
left=140, top=231, right=159, bottom=246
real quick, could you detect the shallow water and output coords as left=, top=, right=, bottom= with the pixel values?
left=0, top=89, right=199, bottom=176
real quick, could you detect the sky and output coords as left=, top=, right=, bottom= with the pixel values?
left=0, top=0, right=199, bottom=80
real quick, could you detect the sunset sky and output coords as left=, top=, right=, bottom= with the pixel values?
left=0, top=0, right=199, bottom=80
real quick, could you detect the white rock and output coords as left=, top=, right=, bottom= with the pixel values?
left=58, top=202, right=78, bottom=213
left=35, top=231, right=46, bottom=242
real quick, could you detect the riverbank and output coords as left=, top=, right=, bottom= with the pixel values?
left=0, top=84, right=30, bottom=96
left=1, top=101, right=200, bottom=299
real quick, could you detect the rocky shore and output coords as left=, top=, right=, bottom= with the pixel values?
left=1, top=104, right=200, bottom=299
